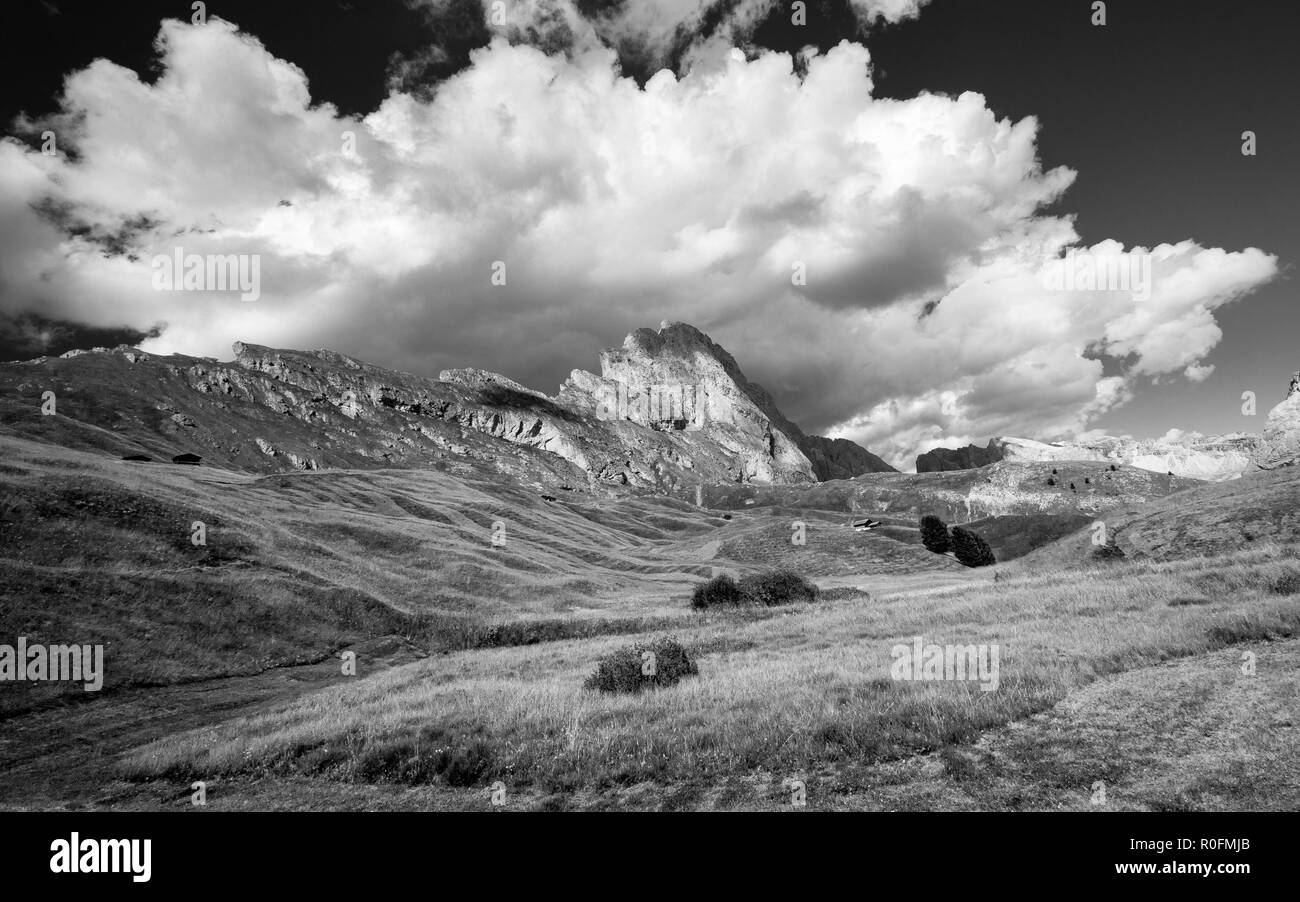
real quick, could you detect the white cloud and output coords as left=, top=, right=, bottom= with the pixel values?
left=0, top=18, right=1277, bottom=468
left=406, top=0, right=934, bottom=73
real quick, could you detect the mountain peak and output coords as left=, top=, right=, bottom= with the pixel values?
left=564, top=322, right=895, bottom=481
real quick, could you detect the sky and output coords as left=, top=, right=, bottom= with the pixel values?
left=2, top=0, right=1296, bottom=468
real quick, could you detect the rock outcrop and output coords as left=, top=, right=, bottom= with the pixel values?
left=916, top=441, right=1004, bottom=473
left=1254, top=372, right=1300, bottom=470
left=798, top=435, right=896, bottom=481
left=556, top=323, right=895, bottom=485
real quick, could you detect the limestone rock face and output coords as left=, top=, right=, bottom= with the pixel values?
left=558, top=322, right=895, bottom=485
left=1255, top=372, right=1300, bottom=470
left=559, top=323, right=812, bottom=484
left=438, top=368, right=550, bottom=402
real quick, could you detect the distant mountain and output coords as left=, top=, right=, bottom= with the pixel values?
left=917, top=433, right=1262, bottom=482
left=701, top=458, right=1204, bottom=523
left=0, top=322, right=894, bottom=493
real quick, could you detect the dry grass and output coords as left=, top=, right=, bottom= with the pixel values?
left=0, top=431, right=957, bottom=714
left=6, top=433, right=1298, bottom=808
left=122, top=543, right=1300, bottom=797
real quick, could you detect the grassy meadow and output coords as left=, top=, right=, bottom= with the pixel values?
left=3, top=431, right=1298, bottom=810
left=122, top=543, right=1300, bottom=807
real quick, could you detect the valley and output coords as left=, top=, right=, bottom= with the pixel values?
left=1, top=323, right=1297, bottom=811
left=1, top=429, right=1296, bottom=810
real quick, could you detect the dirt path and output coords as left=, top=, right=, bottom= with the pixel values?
left=0, top=635, right=427, bottom=810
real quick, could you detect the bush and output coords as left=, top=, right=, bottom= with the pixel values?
left=951, top=526, right=996, bottom=568
left=737, top=569, right=819, bottom=606
left=691, top=574, right=747, bottom=609
left=1092, top=541, right=1126, bottom=562
left=920, top=515, right=951, bottom=554
left=690, top=569, right=819, bottom=608
left=584, top=636, right=698, bottom=693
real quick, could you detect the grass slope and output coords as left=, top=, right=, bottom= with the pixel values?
left=0, top=433, right=950, bottom=714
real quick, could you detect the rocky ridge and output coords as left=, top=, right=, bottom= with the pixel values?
left=0, top=323, right=893, bottom=493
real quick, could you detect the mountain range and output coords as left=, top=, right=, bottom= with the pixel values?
left=917, top=377, right=1300, bottom=480
left=0, top=322, right=894, bottom=495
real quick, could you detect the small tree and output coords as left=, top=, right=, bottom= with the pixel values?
left=920, top=515, right=951, bottom=554
left=951, top=526, right=996, bottom=568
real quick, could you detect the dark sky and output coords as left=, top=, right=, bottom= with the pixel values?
left=3, top=0, right=1296, bottom=441
left=865, top=0, right=1300, bottom=437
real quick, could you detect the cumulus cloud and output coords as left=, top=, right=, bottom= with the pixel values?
left=0, top=17, right=1277, bottom=468
left=398, top=0, right=932, bottom=81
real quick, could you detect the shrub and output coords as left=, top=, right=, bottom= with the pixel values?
left=1092, top=541, right=1126, bottom=562
left=920, top=515, right=951, bottom=554
left=737, top=569, right=819, bottom=606
left=691, top=574, right=746, bottom=609
left=584, top=636, right=698, bottom=693
left=951, top=526, right=996, bottom=568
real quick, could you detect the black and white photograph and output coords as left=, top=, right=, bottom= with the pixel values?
left=0, top=0, right=1295, bottom=884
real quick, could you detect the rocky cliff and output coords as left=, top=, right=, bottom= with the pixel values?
left=557, top=323, right=895, bottom=484
left=1254, top=371, right=1300, bottom=470
left=916, top=441, right=1003, bottom=473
